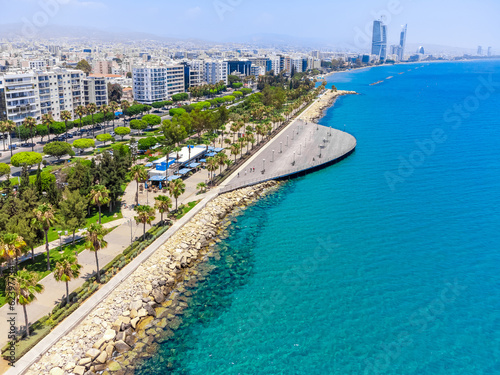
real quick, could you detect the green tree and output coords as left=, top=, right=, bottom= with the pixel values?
left=54, top=256, right=81, bottom=305
left=138, top=136, right=158, bottom=151
left=96, top=133, right=113, bottom=145
left=72, top=138, right=95, bottom=153
left=35, top=124, right=49, bottom=142
left=11, top=152, right=42, bottom=168
left=162, top=119, right=187, bottom=147
left=134, top=205, right=156, bottom=235
left=6, top=270, right=44, bottom=337
left=196, top=182, right=207, bottom=193
left=32, top=203, right=56, bottom=271
left=43, top=141, right=75, bottom=161
left=114, top=126, right=130, bottom=140
left=66, top=159, right=92, bottom=196
left=74, top=105, right=87, bottom=136
left=142, top=114, right=161, bottom=129
left=154, top=195, right=172, bottom=224
left=0, top=120, right=16, bottom=156
left=86, top=103, right=97, bottom=136
left=84, top=223, right=108, bottom=283
left=0, top=163, right=10, bottom=179
left=76, top=59, right=92, bottom=75
left=0, top=233, right=27, bottom=271
left=129, top=165, right=148, bottom=205
left=107, top=83, right=122, bottom=103
left=88, top=185, right=110, bottom=224
left=130, top=119, right=148, bottom=134
left=168, top=178, right=185, bottom=211
left=59, top=189, right=88, bottom=243
left=109, top=101, right=119, bottom=130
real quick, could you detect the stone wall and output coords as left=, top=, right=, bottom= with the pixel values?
left=27, top=181, right=279, bottom=375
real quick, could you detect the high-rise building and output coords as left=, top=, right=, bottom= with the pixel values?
left=417, top=46, right=425, bottom=54
left=205, top=61, right=228, bottom=85
left=132, top=65, right=185, bottom=104
left=487, top=47, right=492, bottom=57
left=477, top=46, right=483, bottom=55
left=398, top=24, right=407, bottom=61
left=372, top=20, right=388, bottom=60
left=84, top=77, right=108, bottom=107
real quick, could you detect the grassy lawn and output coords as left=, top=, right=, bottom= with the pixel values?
left=0, top=240, right=87, bottom=307
left=46, top=204, right=123, bottom=242
left=175, top=200, right=200, bottom=220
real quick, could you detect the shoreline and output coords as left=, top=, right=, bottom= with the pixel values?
left=301, top=89, right=358, bottom=123
left=21, top=182, right=280, bottom=375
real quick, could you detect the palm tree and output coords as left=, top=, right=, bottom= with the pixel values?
left=216, top=152, right=228, bottom=174
left=129, top=165, right=148, bottom=206
left=206, top=157, right=218, bottom=181
left=121, top=100, right=130, bottom=122
left=2, top=120, right=16, bottom=157
left=230, top=143, right=240, bottom=162
left=86, top=103, right=97, bottom=136
left=54, top=256, right=81, bottom=305
left=0, top=121, right=8, bottom=151
left=84, top=223, right=108, bottom=283
left=1, top=233, right=27, bottom=271
left=23, top=117, right=37, bottom=151
left=168, top=179, right=185, bottom=211
left=134, top=205, right=156, bottom=235
left=197, top=182, right=207, bottom=194
left=7, top=270, right=44, bottom=337
left=75, top=105, right=87, bottom=137
left=41, top=113, right=54, bottom=143
left=60, top=110, right=72, bottom=142
left=109, top=101, right=119, bottom=130
left=154, top=195, right=172, bottom=224
left=32, top=203, right=56, bottom=271
left=88, top=185, right=110, bottom=224
left=99, top=104, right=109, bottom=133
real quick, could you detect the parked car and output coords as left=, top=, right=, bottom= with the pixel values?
left=67, top=133, right=74, bottom=138
left=110, top=131, right=116, bottom=137
left=94, top=125, right=102, bottom=130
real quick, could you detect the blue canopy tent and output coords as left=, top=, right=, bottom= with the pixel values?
left=213, top=147, right=224, bottom=152
left=206, top=152, right=217, bottom=157
left=177, top=168, right=192, bottom=176
left=199, top=159, right=207, bottom=163
left=188, top=162, right=201, bottom=168
left=149, top=176, right=166, bottom=182
left=145, top=162, right=153, bottom=168
left=167, top=175, right=181, bottom=182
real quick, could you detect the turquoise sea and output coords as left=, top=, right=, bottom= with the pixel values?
left=137, top=61, right=500, bottom=374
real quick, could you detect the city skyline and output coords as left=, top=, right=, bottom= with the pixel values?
left=0, top=0, right=499, bottom=50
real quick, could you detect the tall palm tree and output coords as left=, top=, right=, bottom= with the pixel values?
left=109, top=101, right=119, bottom=130
left=230, top=143, right=240, bottom=162
left=121, top=100, right=130, bottom=122
left=84, top=223, right=108, bottom=283
left=216, top=152, right=228, bottom=174
left=129, top=165, right=148, bottom=206
left=2, top=120, right=16, bottom=157
left=206, top=157, right=218, bottom=181
left=6, top=270, right=44, bottom=337
left=75, top=105, right=87, bottom=137
left=32, top=203, right=56, bottom=271
left=88, top=185, right=110, bottom=224
left=134, top=205, right=156, bottom=235
left=41, top=113, right=54, bottom=143
left=168, top=179, right=186, bottom=210
left=0, top=233, right=27, bottom=271
left=60, top=110, right=72, bottom=142
left=23, top=117, right=37, bottom=151
left=154, top=195, right=172, bottom=224
left=99, top=104, right=109, bottom=133
left=0, top=121, right=8, bottom=151
left=86, top=103, right=97, bottom=136
left=54, top=256, right=81, bottom=305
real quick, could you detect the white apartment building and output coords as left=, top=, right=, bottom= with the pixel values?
left=186, top=60, right=206, bottom=87
left=250, top=65, right=265, bottom=77
left=0, top=68, right=104, bottom=126
left=133, top=64, right=185, bottom=104
left=93, top=60, right=113, bottom=75
left=205, top=61, right=228, bottom=85
left=269, top=56, right=281, bottom=74
left=291, top=57, right=304, bottom=73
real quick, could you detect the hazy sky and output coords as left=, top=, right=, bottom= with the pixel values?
left=1, top=0, right=499, bottom=50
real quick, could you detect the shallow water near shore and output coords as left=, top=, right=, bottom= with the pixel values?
left=136, top=60, right=500, bottom=374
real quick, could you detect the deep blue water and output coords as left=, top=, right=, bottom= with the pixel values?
left=138, top=61, right=500, bottom=375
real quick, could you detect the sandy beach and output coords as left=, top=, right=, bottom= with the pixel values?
left=301, top=89, right=358, bottom=123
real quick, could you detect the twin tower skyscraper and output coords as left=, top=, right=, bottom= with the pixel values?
left=372, top=20, right=407, bottom=62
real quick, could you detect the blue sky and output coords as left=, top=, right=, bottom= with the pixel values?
left=1, top=0, right=499, bottom=50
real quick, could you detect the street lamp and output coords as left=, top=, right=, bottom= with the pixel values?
left=280, top=142, right=283, bottom=153
left=262, top=159, right=265, bottom=173
left=286, top=135, right=289, bottom=147
left=293, top=151, right=296, bottom=165
left=57, top=230, right=62, bottom=251
left=299, top=143, right=302, bottom=155
left=272, top=150, right=274, bottom=162
left=129, top=219, right=133, bottom=243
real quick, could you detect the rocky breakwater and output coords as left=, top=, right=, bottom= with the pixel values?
left=303, top=89, right=358, bottom=123
left=26, top=181, right=279, bottom=375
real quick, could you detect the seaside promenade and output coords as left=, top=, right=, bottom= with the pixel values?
left=3, top=89, right=357, bottom=375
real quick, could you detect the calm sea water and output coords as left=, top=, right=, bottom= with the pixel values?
left=137, top=61, right=500, bottom=375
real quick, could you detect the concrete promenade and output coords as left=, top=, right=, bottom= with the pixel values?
left=3, top=90, right=357, bottom=375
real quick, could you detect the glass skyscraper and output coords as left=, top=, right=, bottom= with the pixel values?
left=399, top=24, right=408, bottom=61
left=371, top=20, right=387, bottom=60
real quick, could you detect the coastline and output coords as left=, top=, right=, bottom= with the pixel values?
left=21, top=181, right=280, bottom=375
left=301, top=89, right=358, bottom=123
